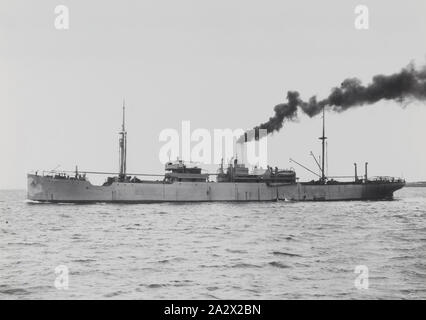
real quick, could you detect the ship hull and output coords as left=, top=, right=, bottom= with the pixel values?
left=27, top=174, right=405, bottom=203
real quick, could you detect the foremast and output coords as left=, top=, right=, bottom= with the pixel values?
left=119, top=100, right=127, bottom=181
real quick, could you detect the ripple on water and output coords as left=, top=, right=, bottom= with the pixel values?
left=268, top=261, right=291, bottom=269
left=231, top=263, right=262, bottom=269
left=0, top=286, right=31, bottom=296
left=271, top=251, right=302, bottom=257
left=226, top=249, right=247, bottom=254
left=1, top=188, right=426, bottom=299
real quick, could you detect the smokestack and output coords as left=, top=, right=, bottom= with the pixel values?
left=365, top=162, right=368, bottom=181
left=239, top=62, right=426, bottom=143
left=354, top=163, right=358, bottom=182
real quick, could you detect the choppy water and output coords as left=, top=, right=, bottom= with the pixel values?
left=1, top=188, right=425, bottom=299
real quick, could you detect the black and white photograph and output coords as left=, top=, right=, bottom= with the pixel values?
left=1, top=0, right=426, bottom=306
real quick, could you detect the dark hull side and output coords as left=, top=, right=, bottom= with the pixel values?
left=27, top=174, right=405, bottom=203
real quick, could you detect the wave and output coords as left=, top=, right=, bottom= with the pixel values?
left=272, top=251, right=302, bottom=257
left=268, top=261, right=291, bottom=268
left=231, top=263, right=262, bottom=269
left=226, top=249, right=247, bottom=254
left=0, top=287, right=30, bottom=296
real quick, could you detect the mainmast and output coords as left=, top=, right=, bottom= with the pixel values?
left=319, top=107, right=327, bottom=182
left=119, top=100, right=127, bottom=180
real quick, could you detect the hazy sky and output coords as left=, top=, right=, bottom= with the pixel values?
left=1, top=0, right=426, bottom=189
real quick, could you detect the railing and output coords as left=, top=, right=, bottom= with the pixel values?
left=368, top=176, right=405, bottom=183
left=29, top=170, right=406, bottom=184
left=29, top=170, right=165, bottom=177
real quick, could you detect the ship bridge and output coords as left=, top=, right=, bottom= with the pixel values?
left=217, top=158, right=296, bottom=184
left=164, top=160, right=209, bottom=183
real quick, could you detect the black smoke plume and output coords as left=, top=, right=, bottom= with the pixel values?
left=240, top=63, right=426, bottom=142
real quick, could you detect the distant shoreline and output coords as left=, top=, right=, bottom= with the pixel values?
left=406, top=182, right=426, bottom=188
